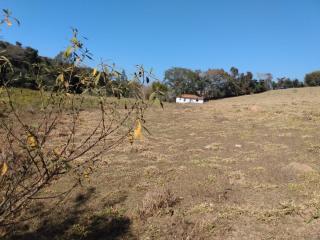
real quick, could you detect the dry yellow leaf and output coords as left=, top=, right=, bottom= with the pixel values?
left=1, top=162, right=8, bottom=176
left=92, top=68, right=97, bottom=76
left=57, top=73, right=64, bottom=83
left=128, top=132, right=134, bottom=144
left=5, top=18, right=12, bottom=27
left=53, top=148, right=61, bottom=156
left=133, top=120, right=143, bottom=140
left=27, top=134, right=37, bottom=149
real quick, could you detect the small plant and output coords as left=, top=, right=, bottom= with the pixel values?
left=69, top=224, right=89, bottom=239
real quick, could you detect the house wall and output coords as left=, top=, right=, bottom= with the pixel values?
left=176, top=97, right=189, bottom=103
left=176, top=98, right=204, bottom=104
left=190, top=99, right=204, bottom=104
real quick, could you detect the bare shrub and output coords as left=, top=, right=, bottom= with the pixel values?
left=139, top=187, right=178, bottom=218
left=0, top=11, right=161, bottom=235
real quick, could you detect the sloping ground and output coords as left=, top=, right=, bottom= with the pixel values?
left=14, top=87, right=320, bottom=239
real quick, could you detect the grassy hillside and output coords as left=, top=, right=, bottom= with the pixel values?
left=9, top=87, right=320, bottom=240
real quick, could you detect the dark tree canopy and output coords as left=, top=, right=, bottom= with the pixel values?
left=152, top=81, right=168, bottom=93
left=54, top=51, right=73, bottom=65
left=305, top=71, right=320, bottom=86
left=163, top=66, right=305, bottom=101
left=164, top=67, right=200, bottom=95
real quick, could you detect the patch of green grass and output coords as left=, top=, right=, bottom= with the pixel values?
left=287, top=183, right=305, bottom=192
left=0, top=88, right=45, bottom=109
left=0, top=87, right=141, bottom=111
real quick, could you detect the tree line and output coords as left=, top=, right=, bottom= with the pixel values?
left=155, top=67, right=310, bottom=101
left=2, top=40, right=320, bottom=102
left=0, top=40, right=141, bottom=98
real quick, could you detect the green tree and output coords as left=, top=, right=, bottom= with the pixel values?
left=54, top=50, right=73, bottom=65
left=226, top=67, right=242, bottom=96
left=239, top=71, right=253, bottom=94
left=120, top=69, right=128, bottom=81
left=164, top=67, right=200, bottom=95
left=152, top=80, right=168, bottom=92
left=24, top=46, right=39, bottom=63
left=230, top=66, right=239, bottom=78
left=305, top=71, right=320, bottom=86
left=257, top=73, right=273, bottom=90
left=293, top=79, right=303, bottom=88
left=201, top=69, right=228, bottom=99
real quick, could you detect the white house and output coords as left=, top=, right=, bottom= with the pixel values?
left=176, top=94, right=204, bottom=104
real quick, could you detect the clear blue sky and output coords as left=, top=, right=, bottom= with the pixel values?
left=1, top=0, right=320, bottom=81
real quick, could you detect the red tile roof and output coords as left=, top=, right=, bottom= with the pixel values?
left=180, top=94, right=204, bottom=100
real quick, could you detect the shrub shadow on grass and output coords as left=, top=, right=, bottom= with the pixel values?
left=9, top=187, right=135, bottom=240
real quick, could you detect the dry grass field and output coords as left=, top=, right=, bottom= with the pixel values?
left=11, top=87, right=320, bottom=240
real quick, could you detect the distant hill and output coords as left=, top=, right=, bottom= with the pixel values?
left=0, top=41, right=53, bottom=65
left=0, top=41, right=93, bottom=91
